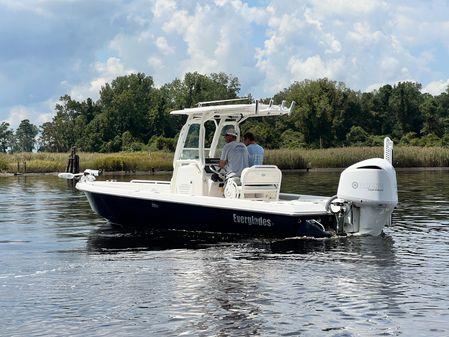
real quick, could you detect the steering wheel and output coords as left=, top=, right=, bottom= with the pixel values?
left=209, top=164, right=223, bottom=175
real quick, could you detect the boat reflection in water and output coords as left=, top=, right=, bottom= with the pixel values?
left=85, top=222, right=404, bottom=336
left=86, top=222, right=397, bottom=260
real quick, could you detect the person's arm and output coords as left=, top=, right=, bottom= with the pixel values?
left=219, top=159, right=226, bottom=169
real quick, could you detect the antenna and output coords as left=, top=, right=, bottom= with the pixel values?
left=384, top=137, right=393, bottom=164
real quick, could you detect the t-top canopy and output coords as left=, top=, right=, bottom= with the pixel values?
left=170, top=99, right=296, bottom=119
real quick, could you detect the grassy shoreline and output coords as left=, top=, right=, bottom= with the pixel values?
left=1, top=146, right=449, bottom=174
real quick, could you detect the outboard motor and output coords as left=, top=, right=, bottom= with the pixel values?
left=336, top=158, right=397, bottom=235
left=334, top=138, right=398, bottom=235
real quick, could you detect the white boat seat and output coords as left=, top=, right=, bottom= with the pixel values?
left=231, top=165, right=282, bottom=201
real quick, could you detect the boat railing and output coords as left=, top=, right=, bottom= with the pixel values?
left=130, top=180, right=171, bottom=184
left=197, top=97, right=250, bottom=107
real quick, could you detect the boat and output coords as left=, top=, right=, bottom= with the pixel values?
left=66, top=98, right=398, bottom=238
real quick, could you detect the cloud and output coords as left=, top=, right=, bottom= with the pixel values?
left=156, top=37, right=175, bottom=55
left=153, top=0, right=177, bottom=18
left=2, top=99, right=56, bottom=129
left=289, top=55, right=345, bottom=80
left=4, top=106, right=30, bottom=129
left=347, top=22, right=384, bottom=44
left=0, top=0, right=128, bottom=124
left=310, top=0, right=386, bottom=15
left=423, top=80, right=449, bottom=96
left=69, top=57, right=136, bottom=101
left=37, top=112, right=54, bottom=126
left=1, top=0, right=449, bottom=128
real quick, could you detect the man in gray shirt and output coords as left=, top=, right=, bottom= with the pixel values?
left=219, top=128, right=249, bottom=179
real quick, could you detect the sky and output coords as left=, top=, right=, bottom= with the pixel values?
left=1, top=0, right=449, bottom=129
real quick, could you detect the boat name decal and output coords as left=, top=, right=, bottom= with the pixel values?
left=233, top=214, right=273, bottom=227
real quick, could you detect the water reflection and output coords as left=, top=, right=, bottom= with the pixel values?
left=86, top=225, right=243, bottom=252
left=2, top=171, right=449, bottom=336
left=83, top=215, right=406, bottom=335
left=85, top=217, right=397, bottom=265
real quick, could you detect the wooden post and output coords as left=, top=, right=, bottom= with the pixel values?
left=66, top=147, right=80, bottom=174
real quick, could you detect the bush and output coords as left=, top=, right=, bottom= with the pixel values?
left=442, top=134, right=449, bottom=148
left=148, top=136, right=176, bottom=152
left=0, top=156, right=8, bottom=171
left=418, top=134, right=442, bottom=147
left=365, top=135, right=386, bottom=146
left=123, top=141, right=147, bottom=152
left=100, top=136, right=122, bottom=152
left=280, top=130, right=305, bottom=149
left=399, top=132, right=420, bottom=146
left=346, top=126, right=368, bottom=146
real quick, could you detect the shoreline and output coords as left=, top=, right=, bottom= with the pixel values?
left=3, top=166, right=449, bottom=178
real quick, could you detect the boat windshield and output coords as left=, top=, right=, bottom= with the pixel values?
left=214, top=125, right=239, bottom=158
left=181, top=123, right=200, bottom=159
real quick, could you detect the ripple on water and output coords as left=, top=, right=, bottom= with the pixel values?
left=0, top=172, right=449, bottom=336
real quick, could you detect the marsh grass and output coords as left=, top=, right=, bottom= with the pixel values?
left=267, top=146, right=449, bottom=169
left=0, top=155, right=8, bottom=171
left=393, top=146, right=449, bottom=167
left=264, top=147, right=384, bottom=169
left=1, top=151, right=174, bottom=174
left=2, top=146, right=449, bottom=174
left=92, top=152, right=173, bottom=172
left=2, top=152, right=67, bottom=173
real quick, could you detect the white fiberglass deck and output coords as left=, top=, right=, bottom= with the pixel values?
left=77, top=180, right=330, bottom=217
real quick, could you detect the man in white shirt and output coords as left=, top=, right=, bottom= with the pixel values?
left=219, top=128, right=249, bottom=179
left=243, top=132, right=264, bottom=166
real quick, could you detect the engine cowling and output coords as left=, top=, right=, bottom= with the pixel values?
left=336, top=158, right=398, bottom=235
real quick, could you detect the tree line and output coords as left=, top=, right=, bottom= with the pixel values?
left=1, top=72, right=449, bottom=153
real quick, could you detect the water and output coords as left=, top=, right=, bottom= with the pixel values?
left=1, top=170, right=449, bottom=336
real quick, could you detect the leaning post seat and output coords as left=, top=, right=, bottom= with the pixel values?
left=224, top=165, right=282, bottom=200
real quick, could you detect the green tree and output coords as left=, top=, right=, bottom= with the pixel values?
left=99, top=73, right=156, bottom=144
left=37, top=72, right=243, bottom=153
left=182, top=72, right=240, bottom=108
left=156, top=72, right=241, bottom=139
left=40, top=95, right=100, bottom=152
left=389, top=82, right=423, bottom=138
left=420, top=94, right=443, bottom=137
left=332, top=89, right=363, bottom=144
left=14, top=119, right=38, bottom=152
left=368, top=84, right=395, bottom=135
left=0, top=122, right=13, bottom=152
left=78, top=113, right=109, bottom=152
left=275, top=79, right=351, bottom=148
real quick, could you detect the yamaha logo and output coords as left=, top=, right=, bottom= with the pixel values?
left=352, top=181, right=384, bottom=192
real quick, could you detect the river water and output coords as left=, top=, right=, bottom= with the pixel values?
left=1, top=170, right=448, bottom=336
